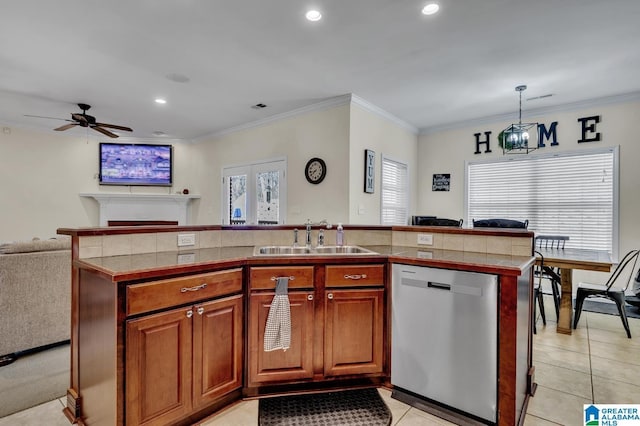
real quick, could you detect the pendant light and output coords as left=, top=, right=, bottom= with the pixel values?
left=499, top=85, right=538, bottom=154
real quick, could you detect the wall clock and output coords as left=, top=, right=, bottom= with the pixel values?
left=304, top=157, right=327, bottom=184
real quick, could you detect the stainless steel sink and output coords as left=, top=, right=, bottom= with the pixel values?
left=312, top=245, right=376, bottom=254
left=255, top=246, right=312, bottom=255
left=253, top=245, right=377, bottom=256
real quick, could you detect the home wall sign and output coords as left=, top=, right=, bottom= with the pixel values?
left=364, top=149, right=375, bottom=193
left=432, top=174, right=450, bottom=191
left=473, top=115, right=602, bottom=154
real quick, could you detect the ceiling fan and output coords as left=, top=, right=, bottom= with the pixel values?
left=26, top=103, right=133, bottom=138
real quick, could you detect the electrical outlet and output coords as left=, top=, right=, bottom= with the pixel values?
left=177, top=253, right=196, bottom=264
left=177, top=233, right=196, bottom=247
left=417, top=233, right=433, bottom=245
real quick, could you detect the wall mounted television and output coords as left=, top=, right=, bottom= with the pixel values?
left=99, top=143, right=173, bottom=186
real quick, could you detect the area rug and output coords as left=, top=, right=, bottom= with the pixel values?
left=258, top=387, right=392, bottom=426
left=580, top=299, right=640, bottom=319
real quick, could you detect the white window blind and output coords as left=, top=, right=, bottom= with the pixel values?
left=381, top=156, right=409, bottom=225
left=467, top=148, right=617, bottom=254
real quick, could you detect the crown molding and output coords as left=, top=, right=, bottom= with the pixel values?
left=419, top=91, right=640, bottom=135
left=350, top=94, right=418, bottom=134
left=194, top=94, right=353, bottom=143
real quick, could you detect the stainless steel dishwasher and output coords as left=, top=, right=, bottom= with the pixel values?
left=391, top=263, right=498, bottom=424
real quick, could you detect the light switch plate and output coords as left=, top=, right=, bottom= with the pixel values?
left=177, top=233, right=196, bottom=247
left=417, top=233, right=433, bottom=245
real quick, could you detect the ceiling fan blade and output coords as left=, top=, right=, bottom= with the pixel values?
left=24, top=114, right=72, bottom=122
left=91, top=126, right=119, bottom=138
left=94, top=122, right=133, bottom=132
left=54, top=123, right=78, bottom=131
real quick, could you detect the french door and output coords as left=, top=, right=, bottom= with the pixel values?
left=222, top=158, right=287, bottom=225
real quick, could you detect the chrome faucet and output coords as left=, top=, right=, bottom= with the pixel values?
left=293, top=228, right=299, bottom=247
left=317, top=229, right=325, bottom=247
left=305, top=219, right=313, bottom=248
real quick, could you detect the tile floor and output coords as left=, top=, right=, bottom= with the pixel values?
left=2, top=297, right=639, bottom=426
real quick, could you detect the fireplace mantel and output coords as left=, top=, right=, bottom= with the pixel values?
left=80, top=193, right=200, bottom=226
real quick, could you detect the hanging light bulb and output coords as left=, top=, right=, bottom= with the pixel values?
left=500, top=85, right=538, bottom=154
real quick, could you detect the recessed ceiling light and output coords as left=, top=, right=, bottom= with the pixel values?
left=152, top=131, right=166, bottom=136
left=165, top=73, right=190, bottom=83
left=251, top=103, right=267, bottom=109
left=155, top=98, right=167, bottom=104
left=422, top=3, right=440, bottom=15
left=305, top=10, right=322, bottom=21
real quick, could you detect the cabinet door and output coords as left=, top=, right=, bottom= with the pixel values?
left=248, top=291, right=315, bottom=385
left=126, top=307, right=193, bottom=426
left=324, top=289, right=384, bottom=376
left=192, top=294, right=243, bottom=408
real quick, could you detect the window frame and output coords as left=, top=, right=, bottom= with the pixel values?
left=380, top=154, right=410, bottom=225
left=465, top=146, right=619, bottom=259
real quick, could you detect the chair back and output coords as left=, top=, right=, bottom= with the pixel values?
left=473, top=218, right=529, bottom=229
left=535, top=235, right=569, bottom=249
left=605, top=249, right=640, bottom=292
left=415, top=217, right=463, bottom=227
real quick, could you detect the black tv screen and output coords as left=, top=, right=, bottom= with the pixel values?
left=99, top=143, right=173, bottom=186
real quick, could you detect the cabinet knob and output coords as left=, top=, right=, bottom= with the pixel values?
left=186, top=310, right=193, bottom=318
left=327, top=293, right=334, bottom=300
left=197, top=307, right=205, bottom=315
left=307, top=294, right=314, bottom=301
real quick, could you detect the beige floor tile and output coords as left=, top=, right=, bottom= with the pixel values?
left=592, top=375, right=640, bottom=404
left=527, top=385, right=591, bottom=425
left=377, top=388, right=412, bottom=426
left=585, top=311, right=640, bottom=335
left=586, top=326, right=640, bottom=348
left=395, top=407, right=458, bottom=425
left=0, top=399, right=68, bottom=426
left=534, top=361, right=593, bottom=399
left=198, top=399, right=258, bottom=426
left=523, top=413, right=564, bottom=425
left=590, top=354, right=640, bottom=386
left=533, top=325, right=590, bottom=354
left=589, top=339, right=640, bottom=366
left=533, top=342, right=592, bottom=374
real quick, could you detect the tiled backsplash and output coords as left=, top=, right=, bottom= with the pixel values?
left=78, top=228, right=531, bottom=259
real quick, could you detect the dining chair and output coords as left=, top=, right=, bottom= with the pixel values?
left=534, top=235, right=568, bottom=320
left=533, top=250, right=547, bottom=334
left=472, top=218, right=529, bottom=229
left=414, top=217, right=463, bottom=227
left=573, top=249, right=640, bottom=338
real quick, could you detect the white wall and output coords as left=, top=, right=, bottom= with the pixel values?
left=191, top=104, right=351, bottom=225
left=349, top=103, right=418, bottom=224
left=418, top=99, right=640, bottom=280
left=0, top=127, right=197, bottom=242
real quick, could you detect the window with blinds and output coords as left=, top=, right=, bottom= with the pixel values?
left=381, top=156, right=409, bottom=225
left=466, top=147, right=618, bottom=254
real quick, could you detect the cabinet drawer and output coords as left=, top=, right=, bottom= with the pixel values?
left=127, top=268, right=242, bottom=316
left=325, top=264, right=384, bottom=287
left=249, top=266, right=314, bottom=290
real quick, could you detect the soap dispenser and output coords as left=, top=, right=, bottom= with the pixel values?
left=336, top=223, right=344, bottom=246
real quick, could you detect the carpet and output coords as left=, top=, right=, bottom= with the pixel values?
left=0, top=344, right=69, bottom=418
left=258, top=387, right=392, bottom=426
left=580, top=299, right=640, bottom=319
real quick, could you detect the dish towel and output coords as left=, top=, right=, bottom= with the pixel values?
left=264, top=277, right=291, bottom=352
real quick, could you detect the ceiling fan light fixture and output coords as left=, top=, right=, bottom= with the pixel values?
left=305, top=10, right=322, bottom=22
left=422, top=3, right=440, bottom=15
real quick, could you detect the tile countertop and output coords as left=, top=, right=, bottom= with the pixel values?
left=75, top=245, right=534, bottom=282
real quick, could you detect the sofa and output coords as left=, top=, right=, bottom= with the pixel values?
left=0, top=237, right=71, bottom=361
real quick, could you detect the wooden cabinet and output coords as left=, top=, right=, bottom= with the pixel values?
left=126, top=270, right=243, bottom=426
left=247, top=263, right=385, bottom=388
left=324, top=288, right=384, bottom=376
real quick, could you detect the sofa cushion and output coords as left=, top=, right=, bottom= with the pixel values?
left=0, top=236, right=71, bottom=254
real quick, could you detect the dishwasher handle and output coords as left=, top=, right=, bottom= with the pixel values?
left=427, top=281, right=451, bottom=291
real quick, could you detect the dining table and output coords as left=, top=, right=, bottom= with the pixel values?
left=536, top=247, right=612, bottom=334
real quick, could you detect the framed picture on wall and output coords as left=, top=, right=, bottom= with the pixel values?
left=364, top=149, right=375, bottom=193
left=432, top=173, right=450, bottom=191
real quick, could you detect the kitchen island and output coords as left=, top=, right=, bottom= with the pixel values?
left=58, top=225, right=535, bottom=426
